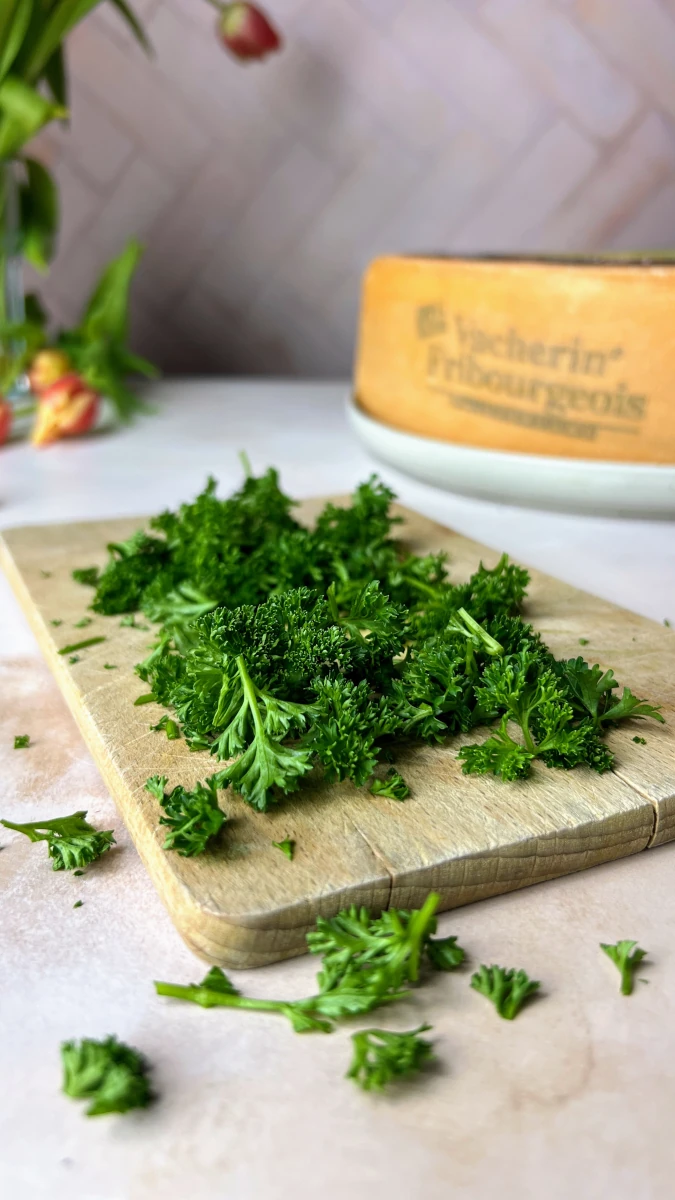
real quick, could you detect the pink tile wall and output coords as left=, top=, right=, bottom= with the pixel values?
left=31, top=0, right=675, bottom=376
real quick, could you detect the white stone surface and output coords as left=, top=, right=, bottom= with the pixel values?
left=1, top=379, right=675, bottom=1199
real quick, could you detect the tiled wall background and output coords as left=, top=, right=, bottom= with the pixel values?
left=31, top=0, right=675, bottom=376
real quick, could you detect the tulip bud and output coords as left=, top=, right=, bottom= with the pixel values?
left=28, top=349, right=72, bottom=395
left=32, top=373, right=99, bottom=447
left=0, top=398, right=12, bottom=446
left=217, top=3, right=281, bottom=61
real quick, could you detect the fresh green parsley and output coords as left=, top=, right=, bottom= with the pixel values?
left=578, top=637, right=589, bottom=646
left=72, top=470, right=664, bottom=806
left=61, top=1035, right=152, bottom=1116
left=156, top=893, right=451, bottom=1033
left=134, top=693, right=156, bottom=706
left=40, top=569, right=52, bottom=578
left=50, top=618, right=63, bottom=627
left=13, top=734, right=30, bottom=749
left=69, top=655, right=80, bottom=664
left=600, top=939, right=647, bottom=995
left=73, top=900, right=83, bottom=909
left=272, top=837, right=294, bottom=860
left=0, top=811, right=115, bottom=871
left=369, top=768, right=410, bottom=801
left=150, top=715, right=180, bottom=740
left=74, top=617, right=93, bottom=628
left=347, top=1025, right=434, bottom=1091
left=144, top=775, right=226, bottom=856
left=470, top=964, right=540, bottom=1019
left=633, top=735, right=647, bottom=745
left=120, top=614, right=150, bottom=629
left=104, top=663, right=117, bottom=670
left=58, top=636, right=106, bottom=656
left=664, top=619, right=672, bottom=628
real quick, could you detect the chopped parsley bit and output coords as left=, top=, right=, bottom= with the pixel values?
left=665, top=619, right=672, bottom=628
left=120, top=614, right=150, bottom=630
left=347, top=1025, right=434, bottom=1091
left=578, top=637, right=589, bottom=646
left=14, top=735, right=30, bottom=749
left=134, top=693, right=156, bottom=706
left=73, top=869, right=84, bottom=876
left=68, top=655, right=80, bottom=664
left=633, top=735, right=647, bottom=745
left=73, top=900, right=83, bottom=909
left=50, top=619, right=63, bottom=627
left=103, top=663, right=117, bottom=670
left=0, top=811, right=115, bottom=871
left=40, top=569, right=52, bottom=578
left=369, top=768, right=409, bottom=801
left=150, top=715, right=180, bottom=740
left=74, top=617, right=93, bottom=628
left=470, top=964, right=540, bottom=1019
left=61, top=1035, right=153, bottom=1116
left=71, top=470, right=665, bottom=804
left=71, top=567, right=99, bottom=588
left=58, top=636, right=106, bottom=656
left=156, top=893, right=444, bottom=1033
left=272, top=837, right=294, bottom=860
left=145, top=775, right=226, bottom=856
left=601, top=939, right=647, bottom=995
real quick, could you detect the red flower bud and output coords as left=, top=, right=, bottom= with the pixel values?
left=28, top=349, right=73, bottom=396
left=217, top=3, right=281, bottom=61
left=32, top=374, right=99, bottom=447
left=0, top=398, right=12, bottom=446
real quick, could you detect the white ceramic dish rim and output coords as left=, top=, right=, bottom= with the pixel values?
left=347, top=393, right=675, bottom=518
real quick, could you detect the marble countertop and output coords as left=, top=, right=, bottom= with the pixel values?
left=2, top=379, right=675, bottom=1200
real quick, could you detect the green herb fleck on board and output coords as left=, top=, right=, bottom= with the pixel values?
left=600, top=939, right=648, bottom=995
left=272, top=837, right=295, bottom=860
left=369, top=768, right=409, bottom=801
left=578, top=638, right=589, bottom=646
left=120, top=614, right=150, bottom=630
left=59, top=636, right=106, bottom=656
left=40, top=570, right=52, bottom=579
left=14, top=735, right=30, bottom=749
left=61, top=1035, right=153, bottom=1116
left=145, top=775, right=226, bottom=856
left=73, top=870, right=84, bottom=876
left=103, top=663, right=117, bottom=670
left=50, top=619, right=63, bottom=627
left=73, top=900, right=83, bottom=909
left=69, top=655, right=80, bottom=664
left=665, top=619, right=672, bottom=628
left=347, top=1025, right=434, bottom=1091
left=470, top=964, right=540, bottom=1019
left=74, top=617, right=93, bottom=628
left=633, top=736, right=647, bottom=745
left=71, top=567, right=99, bottom=588
left=134, top=693, right=156, bottom=707
left=150, top=715, right=180, bottom=740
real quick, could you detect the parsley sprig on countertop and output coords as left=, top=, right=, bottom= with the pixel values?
left=601, top=940, right=648, bottom=995
left=73, top=469, right=664, bottom=812
left=470, top=965, right=540, bottom=1020
left=347, top=1025, right=434, bottom=1091
left=155, top=893, right=464, bottom=1033
left=61, top=1036, right=152, bottom=1116
left=0, top=811, right=114, bottom=871
left=145, top=775, right=226, bottom=857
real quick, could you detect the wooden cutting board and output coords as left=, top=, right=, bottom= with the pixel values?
left=2, top=500, right=674, bottom=969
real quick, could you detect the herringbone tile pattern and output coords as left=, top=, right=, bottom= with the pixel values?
left=28, top=0, right=675, bottom=375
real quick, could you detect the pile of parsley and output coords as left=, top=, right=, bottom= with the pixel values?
left=74, top=469, right=663, bottom=813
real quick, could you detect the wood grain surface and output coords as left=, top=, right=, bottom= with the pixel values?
left=2, top=500, right=674, bottom=968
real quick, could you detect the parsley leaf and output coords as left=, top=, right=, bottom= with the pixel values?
left=61, top=1035, right=152, bottom=1116
left=347, top=1024, right=434, bottom=1091
left=470, top=964, right=540, bottom=1019
left=58, top=636, right=106, bottom=656
left=14, top=734, right=30, bottom=749
left=369, top=769, right=410, bottom=801
left=150, top=714, right=180, bottom=740
left=144, top=774, right=226, bottom=856
left=272, top=838, right=295, bottom=860
left=600, top=939, right=647, bottom=995
left=0, top=811, right=114, bottom=871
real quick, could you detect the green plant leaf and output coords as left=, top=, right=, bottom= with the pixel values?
left=78, top=238, right=143, bottom=342
left=43, top=43, right=68, bottom=108
left=0, top=77, right=67, bottom=159
left=23, top=0, right=104, bottom=82
left=0, top=0, right=34, bottom=83
left=19, top=156, right=58, bottom=270
left=108, top=0, right=152, bottom=53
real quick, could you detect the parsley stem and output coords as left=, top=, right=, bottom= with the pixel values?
left=154, top=981, right=284, bottom=1013
left=235, top=654, right=265, bottom=740
left=58, top=636, right=106, bottom=656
